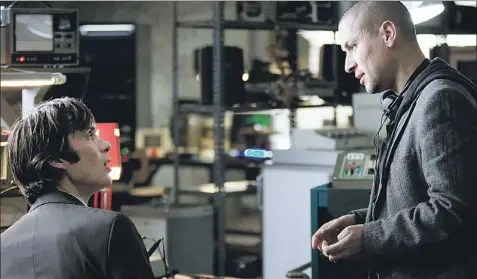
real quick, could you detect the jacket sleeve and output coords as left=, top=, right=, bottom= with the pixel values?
left=349, top=208, right=368, bottom=224
left=106, top=214, right=155, bottom=279
left=362, top=84, right=477, bottom=264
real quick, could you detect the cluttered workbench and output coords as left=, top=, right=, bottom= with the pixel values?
left=141, top=156, right=262, bottom=187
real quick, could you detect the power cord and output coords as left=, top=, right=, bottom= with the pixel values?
left=142, top=236, right=176, bottom=278
left=285, top=262, right=311, bottom=279
left=0, top=185, right=19, bottom=198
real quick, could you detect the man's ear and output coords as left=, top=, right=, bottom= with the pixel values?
left=48, top=159, right=66, bottom=170
left=380, top=21, right=397, bottom=48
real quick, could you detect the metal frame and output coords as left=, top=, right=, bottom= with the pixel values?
left=172, top=2, right=227, bottom=275
left=171, top=2, right=340, bottom=275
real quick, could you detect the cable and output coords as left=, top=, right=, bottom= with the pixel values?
left=80, top=70, right=91, bottom=101
left=285, top=262, right=311, bottom=279
left=143, top=236, right=162, bottom=257
left=0, top=185, right=19, bottom=198
left=142, top=236, right=173, bottom=278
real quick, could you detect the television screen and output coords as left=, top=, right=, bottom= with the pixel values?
left=14, top=14, right=53, bottom=52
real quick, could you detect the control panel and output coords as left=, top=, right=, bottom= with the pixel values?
left=332, top=149, right=376, bottom=189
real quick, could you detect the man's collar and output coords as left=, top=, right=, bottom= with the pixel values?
left=58, top=190, right=88, bottom=206
left=29, top=191, right=88, bottom=212
left=400, top=58, right=431, bottom=94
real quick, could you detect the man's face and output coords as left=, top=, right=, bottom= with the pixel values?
left=62, top=124, right=112, bottom=193
left=338, top=15, right=393, bottom=94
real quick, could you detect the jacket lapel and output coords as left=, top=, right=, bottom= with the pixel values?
left=373, top=107, right=414, bottom=215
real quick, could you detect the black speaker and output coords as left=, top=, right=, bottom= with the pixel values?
left=321, top=44, right=361, bottom=97
left=194, top=46, right=246, bottom=107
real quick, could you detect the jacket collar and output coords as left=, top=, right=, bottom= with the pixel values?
left=29, top=191, right=87, bottom=212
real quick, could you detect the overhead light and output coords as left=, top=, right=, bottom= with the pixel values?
left=455, top=1, right=476, bottom=7
left=0, top=72, right=66, bottom=88
left=80, top=24, right=135, bottom=36
left=404, top=1, right=445, bottom=25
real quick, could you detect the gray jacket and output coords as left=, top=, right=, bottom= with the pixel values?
left=1, top=191, right=155, bottom=279
left=353, top=59, right=477, bottom=279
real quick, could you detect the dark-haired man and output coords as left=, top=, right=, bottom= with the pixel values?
left=312, top=1, right=477, bottom=278
left=1, top=97, right=155, bottom=279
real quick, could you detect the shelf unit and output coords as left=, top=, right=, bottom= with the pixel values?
left=171, top=2, right=340, bottom=275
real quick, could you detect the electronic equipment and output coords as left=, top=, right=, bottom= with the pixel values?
left=197, top=113, right=234, bottom=161
left=332, top=149, right=376, bottom=188
left=236, top=2, right=276, bottom=22
left=1, top=7, right=79, bottom=67
left=135, top=127, right=173, bottom=159
left=276, top=2, right=335, bottom=25
left=310, top=150, right=375, bottom=279
left=171, top=108, right=206, bottom=155
left=230, top=114, right=273, bottom=150
left=320, top=44, right=361, bottom=99
left=194, top=46, right=246, bottom=107
left=310, top=184, right=370, bottom=279
left=292, top=128, right=375, bottom=151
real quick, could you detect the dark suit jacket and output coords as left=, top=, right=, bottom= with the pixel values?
left=352, top=59, right=477, bottom=279
left=1, top=191, right=155, bottom=279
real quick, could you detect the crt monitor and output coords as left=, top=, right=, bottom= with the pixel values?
left=4, top=7, right=79, bottom=67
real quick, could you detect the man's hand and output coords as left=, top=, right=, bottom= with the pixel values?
left=311, top=214, right=356, bottom=253
left=323, top=224, right=364, bottom=262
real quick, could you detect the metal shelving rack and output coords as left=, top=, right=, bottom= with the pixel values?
left=172, top=2, right=228, bottom=275
left=171, top=2, right=339, bottom=275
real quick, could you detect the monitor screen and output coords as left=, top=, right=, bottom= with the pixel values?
left=14, top=14, right=54, bottom=52
left=145, top=135, right=161, bottom=147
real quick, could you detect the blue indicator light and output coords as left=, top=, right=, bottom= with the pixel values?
left=244, top=149, right=273, bottom=159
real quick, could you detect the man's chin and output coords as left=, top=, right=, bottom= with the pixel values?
left=366, top=86, right=381, bottom=94
left=96, top=180, right=112, bottom=191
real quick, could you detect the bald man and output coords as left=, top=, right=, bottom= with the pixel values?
left=312, top=2, right=477, bottom=279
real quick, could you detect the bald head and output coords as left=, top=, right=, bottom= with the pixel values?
left=340, top=1, right=417, bottom=42
left=337, top=2, right=426, bottom=94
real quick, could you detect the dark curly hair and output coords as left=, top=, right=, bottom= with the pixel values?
left=7, top=97, right=95, bottom=204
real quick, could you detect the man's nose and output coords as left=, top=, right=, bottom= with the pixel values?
left=344, top=55, right=356, bottom=74
left=100, top=138, right=111, bottom=153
